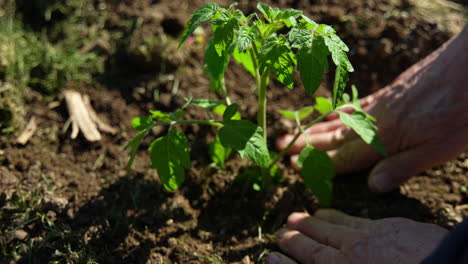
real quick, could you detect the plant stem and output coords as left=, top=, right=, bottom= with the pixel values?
left=154, top=120, right=223, bottom=128
left=220, top=77, right=232, bottom=105
left=258, top=70, right=269, bottom=141
left=268, top=110, right=333, bottom=169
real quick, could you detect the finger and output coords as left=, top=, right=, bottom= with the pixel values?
left=306, top=118, right=345, bottom=133
left=328, top=139, right=382, bottom=174
left=314, top=209, right=372, bottom=230
left=325, top=95, right=375, bottom=121
left=325, top=107, right=353, bottom=121
left=276, top=119, right=346, bottom=152
left=276, top=126, right=357, bottom=155
left=277, top=229, right=344, bottom=264
left=369, top=131, right=468, bottom=193
left=265, top=252, right=297, bottom=264
left=287, top=213, right=364, bottom=249
left=290, top=155, right=300, bottom=172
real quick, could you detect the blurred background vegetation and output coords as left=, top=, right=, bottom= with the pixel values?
left=0, top=0, right=109, bottom=134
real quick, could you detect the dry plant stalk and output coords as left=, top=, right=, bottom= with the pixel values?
left=64, top=90, right=117, bottom=142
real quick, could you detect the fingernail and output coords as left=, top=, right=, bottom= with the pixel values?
left=265, top=252, right=282, bottom=264
left=369, top=173, right=393, bottom=193
left=287, top=212, right=309, bottom=226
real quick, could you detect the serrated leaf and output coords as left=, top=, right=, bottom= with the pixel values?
left=223, top=104, right=238, bottom=121
left=300, top=15, right=318, bottom=28
left=259, top=37, right=295, bottom=88
left=317, top=24, right=335, bottom=35
left=278, top=106, right=314, bottom=121
left=257, top=2, right=280, bottom=22
left=209, top=135, right=231, bottom=166
left=338, top=111, right=388, bottom=156
left=238, top=26, right=255, bottom=52
left=299, top=146, right=334, bottom=206
left=289, top=26, right=313, bottom=48
left=132, top=116, right=154, bottom=131
left=219, top=120, right=270, bottom=168
left=205, top=37, right=230, bottom=92
left=189, top=98, right=223, bottom=110
left=276, top=8, right=302, bottom=21
left=149, top=110, right=172, bottom=122
left=233, top=45, right=256, bottom=77
left=314, top=97, right=333, bottom=114
left=297, top=36, right=329, bottom=95
left=179, top=3, right=220, bottom=47
left=149, top=130, right=191, bottom=191
left=213, top=18, right=238, bottom=56
left=332, top=62, right=349, bottom=109
left=324, top=35, right=354, bottom=72
left=254, top=20, right=284, bottom=38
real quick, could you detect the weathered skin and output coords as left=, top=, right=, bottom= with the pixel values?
left=267, top=210, right=447, bottom=264
left=276, top=26, right=468, bottom=193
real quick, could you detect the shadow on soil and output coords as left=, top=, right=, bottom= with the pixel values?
left=18, top=170, right=451, bottom=263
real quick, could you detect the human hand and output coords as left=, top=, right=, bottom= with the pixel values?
left=276, top=27, right=468, bottom=193
left=266, top=209, right=447, bottom=264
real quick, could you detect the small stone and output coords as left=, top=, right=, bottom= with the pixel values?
left=168, top=237, right=178, bottom=248
left=165, top=219, right=174, bottom=225
left=42, top=194, right=68, bottom=212
left=241, top=255, right=251, bottom=264
left=14, top=229, right=28, bottom=240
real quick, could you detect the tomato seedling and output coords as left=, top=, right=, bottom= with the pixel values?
left=126, top=2, right=387, bottom=205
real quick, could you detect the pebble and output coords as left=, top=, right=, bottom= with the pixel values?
left=241, top=255, right=251, bottom=264
left=14, top=229, right=28, bottom=240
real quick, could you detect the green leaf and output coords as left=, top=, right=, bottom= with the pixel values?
left=297, top=36, right=329, bottom=95
left=209, top=135, right=232, bottom=166
left=149, top=130, right=191, bottom=191
left=179, top=3, right=220, bottom=47
left=205, top=37, right=230, bottom=92
left=300, top=15, right=318, bottom=28
left=149, top=110, right=172, bottom=122
left=233, top=45, right=256, bottom=77
left=254, top=20, right=284, bottom=38
left=219, top=120, right=270, bottom=168
left=259, top=37, right=295, bottom=88
left=132, top=116, right=154, bottom=131
left=332, top=62, right=349, bottom=109
left=276, top=8, right=302, bottom=21
left=213, top=104, right=241, bottom=120
left=314, top=97, right=333, bottom=114
left=338, top=111, right=388, bottom=156
left=257, top=2, right=280, bottom=22
left=324, top=35, right=354, bottom=72
left=289, top=26, right=313, bottom=48
left=213, top=18, right=238, bottom=56
left=223, top=104, right=239, bottom=121
left=278, top=106, right=314, bottom=121
left=299, top=146, right=334, bottom=206
left=189, top=98, right=223, bottom=110
left=238, top=26, right=255, bottom=52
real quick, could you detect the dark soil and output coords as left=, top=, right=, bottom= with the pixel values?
left=1, top=0, right=467, bottom=263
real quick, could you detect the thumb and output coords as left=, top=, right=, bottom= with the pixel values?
left=368, top=143, right=453, bottom=193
